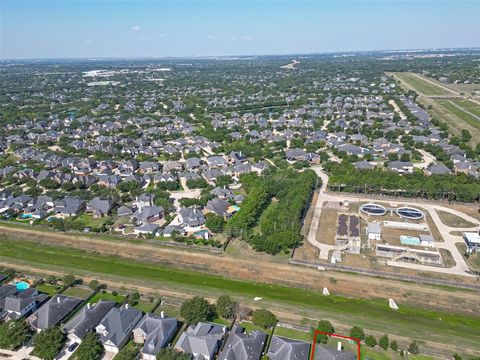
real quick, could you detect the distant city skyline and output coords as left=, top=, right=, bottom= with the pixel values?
left=1, top=0, right=479, bottom=59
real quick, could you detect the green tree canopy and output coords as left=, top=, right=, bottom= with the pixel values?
left=315, top=320, right=334, bottom=344
left=75, top=332, right=103, bottom=360
left=216, top=295, right=236, bottom=320
left=0, top=319, right=31, bottom=350
left=180, top=297, right=215, bottom=324
left=349, top=326, right=365, bottom=341
left=33, top=326, right=66, bottom=360
left=251, top=309, right=277, bottom=329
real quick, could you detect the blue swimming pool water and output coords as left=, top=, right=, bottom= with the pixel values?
left=400, top=235, right=421, bottom=246
left=15, top=281, right=30, bottom=291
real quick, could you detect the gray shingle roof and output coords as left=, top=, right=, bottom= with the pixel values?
left=268, top=335, right=310, bottom=360
left=64, top=300, right=116, bottom=340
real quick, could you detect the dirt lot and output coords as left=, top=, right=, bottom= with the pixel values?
left=316, top=207, right=338, bottom=245
left=2, top=225, right=480, bottom=317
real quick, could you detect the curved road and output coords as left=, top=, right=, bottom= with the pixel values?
left=306, top=166, right=479, bottom=277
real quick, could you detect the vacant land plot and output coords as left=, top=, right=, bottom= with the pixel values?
left=436, top=210, right=477, bottom=228
left=390, top=73, right=451, bottom=96
left=316, top=207, right=338, bottom=245
left=62, top=286, right=92, bottom=299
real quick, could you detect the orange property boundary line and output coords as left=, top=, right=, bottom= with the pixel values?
left=311, top=330, right=361, bottom=360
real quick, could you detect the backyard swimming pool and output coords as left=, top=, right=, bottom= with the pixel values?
left=15, top=281, right=30, bottom=291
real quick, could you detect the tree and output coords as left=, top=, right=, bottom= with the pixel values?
left=33, top=326, right=66, bottom=360
left=75, top=333, right=103, bottom=360
left=0, top=319, right=30, bottom=350
left=156, top=348, right=191, bottom=360
left=205, top=213, right=226, bottom=233
left=63, top=274, right=76, bottom=287
left=251, top=309, right=277, bottom=329
left=378, top=334, right=389, bottom=350
left=180, top=297, right=215, bottom=324
left=115, top=344, right=140, bottom=360
left=365, top=335, right=377, bottom=347
left=390, top=340, right=398, bottom=351
left=88, top=280, right=100, bottom=290
left=408, top=341, right=420, bottom=354
left=349, top=326, right=365, bottom=341
left=461, top=129, right=472, bottom=143
left=315, top=320, right=334, bottom=344
left=128, top=291, right=140, bottom=306
left=216, top=295, right=236, bottom=319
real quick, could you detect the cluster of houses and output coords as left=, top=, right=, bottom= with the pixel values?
left=0, top=278, right=355, bottom=360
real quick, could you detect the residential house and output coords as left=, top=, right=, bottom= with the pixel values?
left=64, top=300, right=116, bottom=343
left=178, top=207, right=206, bottom=230
left=133, top=312, right=178, bottom=360
left=86, top=197, right=113, bottom=218
left=28, top=295, right=81, bottom=332
left=0, top=287, right=48, bottom=321
left=96, top=304, right=143, bottom=353
left=174, top=322, right=226, bottom=360
left=267, top=335, right=310, bottom=360
left=54, top=197, right=86, bottom=217
left=218, top=324, right=266, bottom=360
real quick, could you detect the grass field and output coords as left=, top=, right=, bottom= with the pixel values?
left=456, top=243, right=480, bottom=272
left=436, top=210, right=477, bottom=228
left=154, top=303, right=182, bottom=319
left=133, top=299, right=157, bottom=313
left=451, top=99, right=480, bottom=117
left=390, top=73, right=451, bottom=96
left=436, top=100, right=480, bottom=131
left=1, top=238, right=480, bottom=351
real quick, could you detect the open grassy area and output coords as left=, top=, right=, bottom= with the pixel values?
left=62, top=286, right=93, bottom=299
left=436, top=210, right=477, bottom=228
left=390, top=73, right=451, bottom=96
left=436, top=100, right=480, bottom=131
left=451, top=99, right=480, bottom=117
left=1, top=237, right=480, bottom=351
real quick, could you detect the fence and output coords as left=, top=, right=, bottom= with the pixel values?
left=289, top=258, right=480, bottom=291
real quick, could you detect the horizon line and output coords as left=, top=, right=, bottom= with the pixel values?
left=1, top=46, right=479, bottom=62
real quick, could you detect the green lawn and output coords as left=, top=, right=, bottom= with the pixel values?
left=74, top=214, right=110, bottom=230
left=436, top=100, right=480, bottom=131
left=452, top=99, right=480, bottom=118
left=392, top=73, right=450, bottom=96
left=239, top=321, right=267, bottom=333
left=154, top=304, right=182, bottom=319
left=273, top=326, right=312, bottom=342
left=1, top=237, right=480, bottom=351
left=133, top=299, right=157, bottom=313
left=62, top=286, right=93, bottom=299
left=36, top=283, right=61, bottom=296
left=89, top=291, right=125, bottom=304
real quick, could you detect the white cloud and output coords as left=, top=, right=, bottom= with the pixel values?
left=83, top=40, right=93, bottom=45
left=241, top=35, right=252, bottom=41
left=131, top=25, right=141, bottom=31
left=207, top=35, right=215, bottom=40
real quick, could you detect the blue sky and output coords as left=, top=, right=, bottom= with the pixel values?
left=1, top=0, right=479, bottom=59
